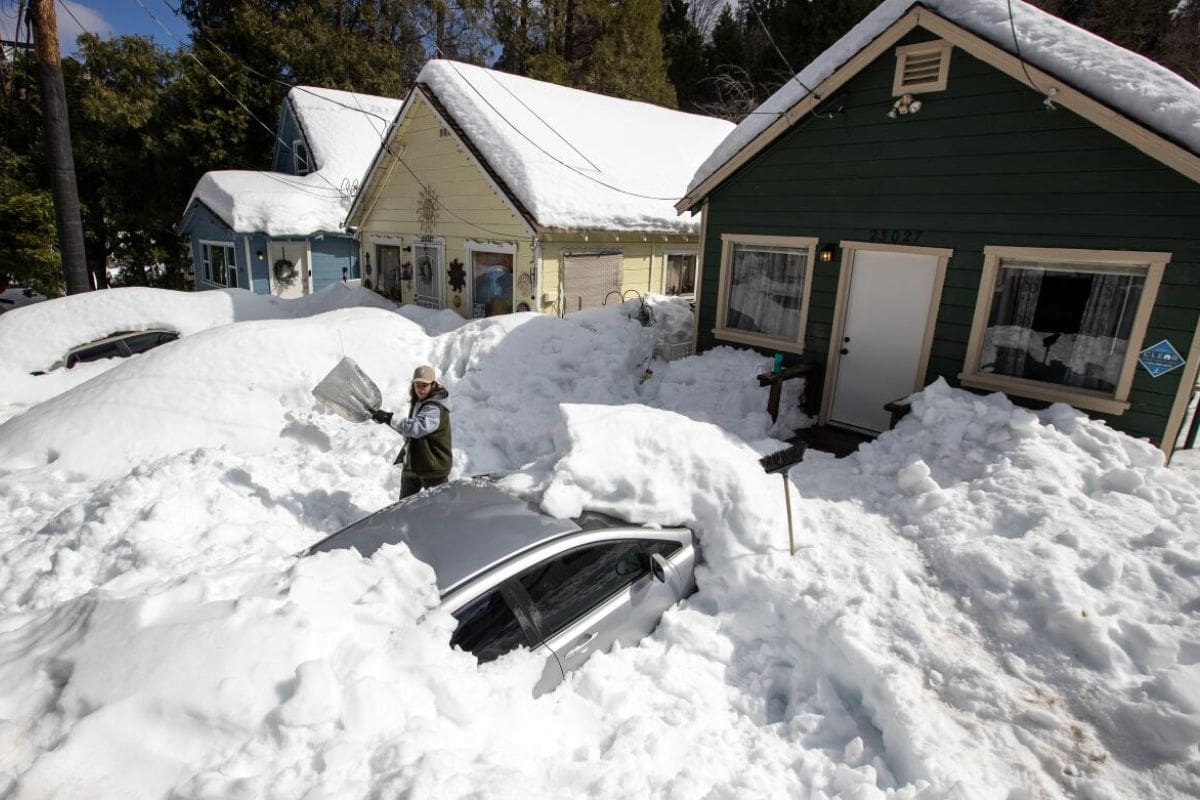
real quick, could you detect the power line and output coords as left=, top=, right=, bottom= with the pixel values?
left=1006, top=0, right=1057, bottom=109
left=746, top=0, right=835, bottom=122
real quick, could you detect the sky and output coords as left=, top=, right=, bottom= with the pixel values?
left=0, top=284, right=1198, bottom=798
left=0, top=0, right=189, bottom=54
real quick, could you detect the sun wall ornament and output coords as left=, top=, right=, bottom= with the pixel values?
left=418, top=185, right=439, bottom=233
left=448, top=258, right=466, bottom=293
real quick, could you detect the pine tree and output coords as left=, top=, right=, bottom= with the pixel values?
left=662, top=0, right=708, bottom=112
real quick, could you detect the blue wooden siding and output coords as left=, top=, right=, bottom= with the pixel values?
left=695, top=28, right=1200, bottom=445
left=180, top=202, right=250, bottom=291
left=245, top=233, right=271, bottom=294
left=311, top=236, right=361, bottom=289
left=270, top=101, right=308, bottom=175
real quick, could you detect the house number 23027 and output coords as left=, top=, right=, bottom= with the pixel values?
left=868, top=229, right=923, bottom=244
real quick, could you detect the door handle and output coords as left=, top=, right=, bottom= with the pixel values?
left=840, top=348, right=849, bottom=355
left=564, top=631, right=597, bottom=657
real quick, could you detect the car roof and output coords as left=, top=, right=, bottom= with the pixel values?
left=66, top=329, right=176, bottom=352
left=306, top=480, right=585, bottom=592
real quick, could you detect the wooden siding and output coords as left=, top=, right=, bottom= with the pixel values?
left=270, top=102, right=304, bottom=174
left=357, top=96, right=700, bottom=317
left=181, top=203, right=250, bottom=291
left=310, top=236, right=361, bottom=289
left=356, top=96, right=532, bottom=315
left=697, top=28, right=1200, bottom=444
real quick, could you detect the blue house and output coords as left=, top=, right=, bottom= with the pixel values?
left=178, top=86, right=403, bottom=297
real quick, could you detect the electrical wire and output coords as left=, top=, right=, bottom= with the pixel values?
left=746, top=0, right=835, bottom=121
left=1006, top=0, right=1056, bottom=108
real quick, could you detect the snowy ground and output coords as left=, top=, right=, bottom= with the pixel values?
left=0, top=287, right=1197, bottom=799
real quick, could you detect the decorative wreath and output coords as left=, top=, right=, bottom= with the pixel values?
left=273, top=258, right=297, bottom=283
left=448, top=259, right=466, bottom=293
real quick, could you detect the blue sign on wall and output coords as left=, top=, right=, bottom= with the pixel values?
left=1138, top=339, right=1185, bottom=378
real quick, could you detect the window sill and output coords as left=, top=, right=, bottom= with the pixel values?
left=958, top=373, right=1131, bottom=415
left=713, top=327, right=805, bottom=355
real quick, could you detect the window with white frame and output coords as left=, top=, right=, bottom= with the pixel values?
left=664, top=252, right=697, bottom=296
left=293, top=139, right=310, bottom=176
left=961, top=246, right=1168, bottom=413
left=200, top=242, right=236, bottom=287
left=715, top=234, right=817, bottom=352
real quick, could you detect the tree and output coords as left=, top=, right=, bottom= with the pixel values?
left=493, top=0, right=677, bottom=106
left=661, top=0, right=708, bottom=112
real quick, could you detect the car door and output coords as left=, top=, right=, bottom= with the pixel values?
left=517, top=539, right=688, bottom=679
left=448, top=585, right=565, bottom=690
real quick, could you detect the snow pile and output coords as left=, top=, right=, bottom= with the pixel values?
left=186, top=86, right=403, bottom=235
left=417, top=60, right=735, bottom=233
left=687, top=0, right=1200, bottom=198
left=0, top=282, right=395, bottom=423
left=0, top=288, right=1198, bottom=798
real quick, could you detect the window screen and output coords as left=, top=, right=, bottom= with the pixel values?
left=563, top=252, right=621, bottom=315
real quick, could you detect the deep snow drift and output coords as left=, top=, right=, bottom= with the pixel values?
left=0, top=288, right=1197, bottom=799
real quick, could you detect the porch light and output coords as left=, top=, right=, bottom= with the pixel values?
left=256, top=250, right=264, bottom=261
left=819, top=244, right=836, bottom=263
left=887, top=93, right=922, bottom=118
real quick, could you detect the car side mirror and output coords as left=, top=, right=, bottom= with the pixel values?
left=650, top=553, right=670, bottom=583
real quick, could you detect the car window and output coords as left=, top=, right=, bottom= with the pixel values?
left=66, top=341, right=124, bottom=368
left=518, top=541, right=651, bottom=637
left=122, top=332, right=172, bottom=354
left=450, top=590, right=528, bottom=664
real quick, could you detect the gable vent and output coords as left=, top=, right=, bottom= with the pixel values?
left=893, top=41, right=952, bottom=95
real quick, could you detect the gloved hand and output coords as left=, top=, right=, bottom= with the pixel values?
left=370, top=409, right=393, bottom=425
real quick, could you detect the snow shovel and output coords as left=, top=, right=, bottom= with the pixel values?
left=759, top=443, right=807, bottom=555
left=312, top=356, right=383, bottom=423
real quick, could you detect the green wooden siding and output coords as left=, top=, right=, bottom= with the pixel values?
left=697, top=28, right=1200, bottom=444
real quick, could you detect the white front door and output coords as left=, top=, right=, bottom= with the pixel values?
left=268, top=241, right=310, bottom=299
left=829, top=249, right=941, bottom=432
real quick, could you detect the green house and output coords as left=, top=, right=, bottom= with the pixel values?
left=677, top=0, right=1200, bottom=459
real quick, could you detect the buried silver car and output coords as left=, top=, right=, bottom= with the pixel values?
left=303, top=479, right=698, bottom=692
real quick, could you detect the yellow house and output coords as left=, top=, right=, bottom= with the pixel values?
left=345, top=60, right=735, bottom=318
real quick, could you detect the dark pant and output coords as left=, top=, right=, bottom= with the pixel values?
left=400, top=475, right=448, bottom=500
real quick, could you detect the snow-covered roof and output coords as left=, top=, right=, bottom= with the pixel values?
left=184, top=86, right=403, bottom=236
left=407, top=60, right=736, bottom=234
left=685, top=0, right=1200, bottom=201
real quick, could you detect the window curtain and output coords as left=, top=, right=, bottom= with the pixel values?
left=727, top=248, right=804, bottom=339
left=1064, top=273, right=1139, bottom=390
left=993, top=267, right=1043, bottom=376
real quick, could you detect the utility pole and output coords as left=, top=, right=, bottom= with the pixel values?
left=29, top=0, right=90, bottom=294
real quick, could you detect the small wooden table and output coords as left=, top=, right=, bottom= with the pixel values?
left=757, top=363, right=820, bottom=421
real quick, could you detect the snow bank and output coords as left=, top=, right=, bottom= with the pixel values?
left=0, top=283, right=394, bottom=423
left=0, top=286, right=1197, bottom=798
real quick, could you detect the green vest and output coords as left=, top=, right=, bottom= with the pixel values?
left=403, top=400, right=452, bottom=479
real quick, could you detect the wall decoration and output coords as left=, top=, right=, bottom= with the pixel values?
left=517, top=272, right=532, bottom=297
left=517, top=302, right=531, bottom=312
left=452, top=294, right=462, bottom=308
left=418, top=185, right=439, bottom=233
left=274, top=259, right=297, bottom=283
left=448, top=259, right=466, bottom=293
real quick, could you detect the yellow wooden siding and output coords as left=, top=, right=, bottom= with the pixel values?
left=356, top=95, right=700, bottom=317
left=357, top=97, right=532, bottom=316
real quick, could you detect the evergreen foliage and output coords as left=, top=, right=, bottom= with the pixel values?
left=0, top=0, right=1196, bottom=295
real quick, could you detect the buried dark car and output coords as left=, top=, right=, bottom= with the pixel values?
left=303, top=479, right=699, bottom=692
left=35, top=329, right=180, bottom=374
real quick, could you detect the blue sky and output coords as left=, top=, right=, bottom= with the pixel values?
left=0, top=0, right=191, bottom=54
